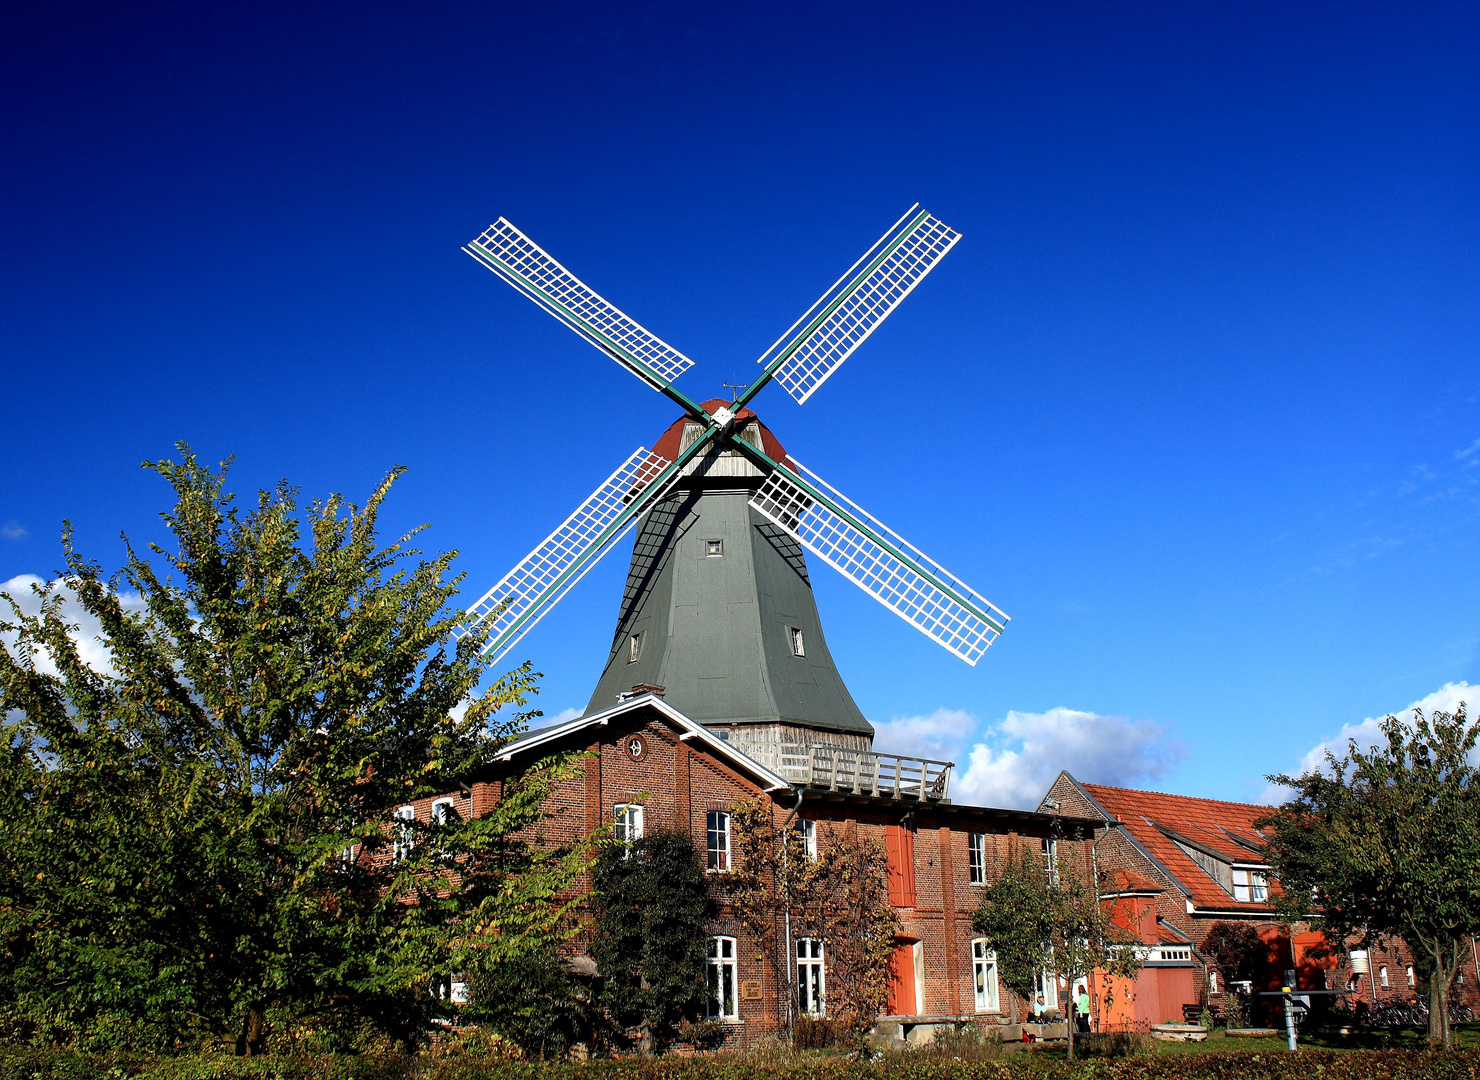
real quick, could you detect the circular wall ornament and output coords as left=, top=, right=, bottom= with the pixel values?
left=626, top=734, right=646, bottom=761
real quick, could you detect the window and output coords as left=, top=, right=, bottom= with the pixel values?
left=1347, top=974, right=1362, bottom=993
left=1380, top=966, right=1389, bottom=988
left=707, top=810, right=731, bottom=871
left=1231, top=867, right=1269, bottom=903
left=796, top=938, right=825, bottom=1016
left=707, top=936, right=738, bottom=1019
left=614, top=803, right=644, bottom=846
left=1208, top=970, right=1219, bottom=995
left=789, top=627, right=805, bottom=657
left=968, top=832, right=986, bottom=884
left=1407, top=966, right=1416, bottom=987
left=432, top=798, right=456, bottom=826
left=627, top=632, right=642, bottom=664
left=705, top=538, right=724, bottom=557
left=1042, top=838, right=1059, bottom=886
left=972, top=939, right=1000, bottom=1012
left=797, top=818, right=817, bottom=861
left=393, top=805, right=415, bottom=862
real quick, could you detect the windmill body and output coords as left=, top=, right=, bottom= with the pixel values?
left=585, top=404, right=873, bottom=778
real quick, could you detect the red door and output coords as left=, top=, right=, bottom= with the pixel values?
left=888, top=939, right=918, bottom=1016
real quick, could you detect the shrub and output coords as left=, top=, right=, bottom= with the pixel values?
left=790, top=1016, right=841, bottom=1050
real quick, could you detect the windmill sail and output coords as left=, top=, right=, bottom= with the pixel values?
left=465, top=218, right=694, bottom=392
left=752, top=206, right=961, bottom=405
left=749, top=457, right=1008, bottom=665
left=461, top=446, right=682, bottom=665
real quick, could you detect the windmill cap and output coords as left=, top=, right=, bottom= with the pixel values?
left=652, top=399, right=791, bottom=467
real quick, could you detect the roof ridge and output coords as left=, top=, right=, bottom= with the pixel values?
left=1081, top=781, right=1272, bottom=813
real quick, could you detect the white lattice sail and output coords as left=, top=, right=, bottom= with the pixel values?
left=758, top=207, right=961, bottom=405
left=465, top=218, right=694, bottom=391
left=462, top=447, right=678, bottom=663
left=749, top=458, right=1008, bottom=665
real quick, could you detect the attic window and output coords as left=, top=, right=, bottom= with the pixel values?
left=789, top=627, right=805, bottom=657
left=705, top=539, right=724, bottom=557
left=628, top=633, right=642, bottom=664
left=1231, top=867, right=1269, bottom=903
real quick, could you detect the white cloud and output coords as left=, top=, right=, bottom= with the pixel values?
left=1, top=521, right=27, bottom=541
left=1260, top=681, right=1476, bottom=804
left=873, top=705, right=1185, bottom=811
left=0, top=574, right=146, bottom=678
left=544, top=706, right=583, bottom=726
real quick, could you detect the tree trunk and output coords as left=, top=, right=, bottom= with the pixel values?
left=1427, top=941, right=1455, bottom=1049
left=236, top=1004, right=267, bottom=1057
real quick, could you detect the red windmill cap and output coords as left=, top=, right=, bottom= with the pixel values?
left=651, top=399, right=790, bottom=467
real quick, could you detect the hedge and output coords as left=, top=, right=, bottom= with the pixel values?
left=4, top=1047, right=1480, bottom=1080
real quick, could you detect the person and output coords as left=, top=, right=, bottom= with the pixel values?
left=1076, top=986, right=1092, bottom=1033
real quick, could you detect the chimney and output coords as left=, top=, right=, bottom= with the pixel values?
left=617, top=683, right=666, bottom=702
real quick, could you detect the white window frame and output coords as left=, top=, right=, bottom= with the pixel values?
left=627, top=632, right=642, bottom=664
left=707, top=936, right=738, bottom=1020
left=432, top=798, right=456, bottom=826
left=1208, top=970, right=1219, bottom=995
left=1231, top=866, right=1270, bottom=903
left=1379, top=966, right=1389, bottom=988
left=1042, top=838, right=1059, bottom=886
left=972, top=939, right=1000, bottom=1013
left=796, top=937, right=825, bottom=1017
left=789, top=627, right=805, bottom=657
left=393, top=805, right=415, bottom=862
left=707, top=810, right=731, bottom=871
left=968, top=832, right=986, bottom=884
left=1407, top=965, right=1416, bottom=987
left=798, top=818, right=817, bottom=861
left=614, top=803, right=645, bottom=847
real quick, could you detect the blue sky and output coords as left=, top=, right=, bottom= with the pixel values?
left=3, top=2, right=1477, bottom=806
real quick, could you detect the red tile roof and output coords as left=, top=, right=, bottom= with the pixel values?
left=1078, top=781, right=1276, bottom=913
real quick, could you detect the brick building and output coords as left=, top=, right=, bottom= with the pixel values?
left=407, top=690, right=1099, bottom=1046
left=1039, top=772, right=1480, bottom=1027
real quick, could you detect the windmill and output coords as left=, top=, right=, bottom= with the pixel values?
left=458, top=206, right=1009, bottom=739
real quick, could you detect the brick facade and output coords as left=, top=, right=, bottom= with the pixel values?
left=413, top=694, right=1101, bottom=1046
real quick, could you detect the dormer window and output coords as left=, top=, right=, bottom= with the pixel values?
left=1231, top=867, right=1269, bottom=903
left=789, top=627, right=806, bottom=657
left=628, top=632, right=642, bottom=664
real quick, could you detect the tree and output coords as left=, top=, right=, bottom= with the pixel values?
left=466, top=947, right=602, bottom=1060
left=971, top=840, right=1143, bottom=1061
left=0, top=448, right=589, bottom=1053
left=1201, top=921, right=1264, bottom=1028
left=727, top=799, right=900, bottom=1048
left=1260, top=704, right=1480, bottom=1049
left=589, top=830, right=715, bottom=1053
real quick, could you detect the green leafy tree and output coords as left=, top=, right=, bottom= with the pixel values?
left=466, top=947, right=602, bottom=1060
left=589, top=830, right=715, bottom=1053
left=0, top=448, right=589, bottom=1053
left=1260, top=704, right=1480, bottom=1049
left=972, top=840, right=1143, bottom=1060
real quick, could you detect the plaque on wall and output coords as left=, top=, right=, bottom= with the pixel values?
left=740, top=979, right=763, bottom=1001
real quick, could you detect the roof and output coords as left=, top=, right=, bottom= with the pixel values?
left=1070, top=778, right=1277, bottom=913
left=1102, top=868, right=1165, bottom=895
left=650, top=401, right=791, bottom=467
left=493, top=692, right=794, bottom=794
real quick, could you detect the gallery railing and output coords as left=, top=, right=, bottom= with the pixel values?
left=807, top=747, right=953, bottom=800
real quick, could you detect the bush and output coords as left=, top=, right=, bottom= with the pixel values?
left=7, top=1044, right=1480, bottom=1080
left=790, top=1016, right=841, bottom=1050
left=1076, top=1030, right=1151, bottom=1058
